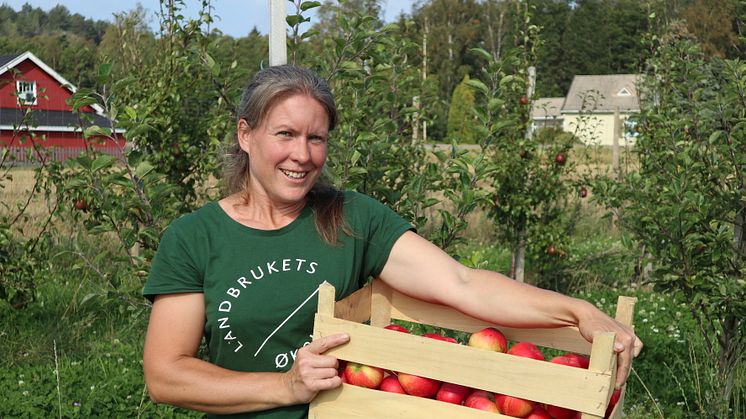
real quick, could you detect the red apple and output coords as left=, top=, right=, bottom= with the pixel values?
left=423, top=332, right=459, bottom=344
left=344, top=362, right=384, bottom=389
left=468, top=327, right=507, bottom=352
left=545, top=404, right=577, bottom=419
left=436, top=382, right=471, bottom=405
left=464, top=390, right=499, bottom=412
left=520, top=95, right=530, bottom=106
left=555, top=152, right=566, bottom=165
left=398, top=373, right=441, bottom=398
left=507, top=341, right=546, bottom=361
left=74, top=198, right=88, bottom=211
left=546, top=245, right=558, bottom=257
left=579, top=187, right=588, bottom=198
left=526, top=405, right=553, bottom=419
left=495, top=394, right=536, bottom=417
left=379, top=375, right=407, bottom=394
left=384, top=324, right=410, bottom=333
left=550, top=353, right=589, bottom=369
left=604, top=388, right=622, bottom=418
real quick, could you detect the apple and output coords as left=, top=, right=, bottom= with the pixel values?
left=423, top=332, right=458, bottom=344
left=74, top=198, right=88, bottom=211
left=550, top=353, right=589, bottom=369
left=398, top=373, right=441, bottom=398
left=468, top=327, right=507, bottom=352
left=554, top=152, right=566, bottom=165
left=384, top=324, right=410, bottom=333
left=544, top=404, right=577, bottom=419
left=507, top=341, right=545, bottom=361
left=546, top=245, right=558, bottom=257
left=604, top=388, right=622, bottom=418
left=526, top=405, right=553, bottom=419
left=344, top=362, right=384, bottom=389
left=464, top=390, right=499, bottom=412
left=495, top=394, right=536, bottom=418
left=436, top=382, right=471, bottom=405
left=379, top=375, right=407, bottom=394
left=579, top=186, right=588, bottom=198
left=520, top=95, right=530, bottom=106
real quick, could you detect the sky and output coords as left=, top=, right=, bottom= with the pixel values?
left=1, top=0, right=419, bottom=38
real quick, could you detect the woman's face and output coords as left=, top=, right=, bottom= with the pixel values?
left=238, top=94, right=330, bottom=208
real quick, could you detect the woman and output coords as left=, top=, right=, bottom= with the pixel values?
left=143, top=65, right=642, bottom=418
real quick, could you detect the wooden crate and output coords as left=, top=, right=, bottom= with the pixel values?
left=310, top=280, right=636, bottom=419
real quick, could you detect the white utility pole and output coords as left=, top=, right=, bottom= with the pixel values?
left=269, top=0, right=287, bottom=66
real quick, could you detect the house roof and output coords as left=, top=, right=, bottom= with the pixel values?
left=0, top=108, right=115, bottom=131
left=531, top=97, right=565, bottom=120
left=0, top=54, right=21, bottom=68
left=0, top=51, right=105, bottom=114
left=562, top=74, right=641, bottom=113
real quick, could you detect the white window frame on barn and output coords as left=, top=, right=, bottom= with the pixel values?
left=16, top=80, right=37, bottom=105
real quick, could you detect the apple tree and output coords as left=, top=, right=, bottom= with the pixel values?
left=294, top=4, right=494, bottom=251
left=469, top=2, right=579, bottom=284
left=592, top=25, right=745, bottom=414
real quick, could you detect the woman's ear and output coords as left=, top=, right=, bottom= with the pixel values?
left=237, top=119, right=252, bottom=154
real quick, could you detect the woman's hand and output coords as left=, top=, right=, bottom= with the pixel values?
left=282, top=333, right=350, bottom=404
left=576, top=303, right=643, bottom=389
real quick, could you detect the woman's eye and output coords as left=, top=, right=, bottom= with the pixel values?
left=277, top=131, right=291, bottom=137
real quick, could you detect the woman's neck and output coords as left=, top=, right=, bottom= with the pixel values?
left=219, top=192, right=306, bottom=230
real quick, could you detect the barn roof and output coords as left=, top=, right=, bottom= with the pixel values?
left=0, top=108, right=114, bottom=131
left=0, top=54, right=21, bottom=68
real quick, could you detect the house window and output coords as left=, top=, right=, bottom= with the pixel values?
left=16, top=80, right=37, bottom=105
left=617, top=87, right=631, bottom=97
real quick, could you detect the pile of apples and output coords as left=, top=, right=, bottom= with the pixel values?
left=339, top=324, right=621, bottom=419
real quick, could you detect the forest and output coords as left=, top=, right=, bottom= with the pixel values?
left=2, top=0, right=744, bottom=140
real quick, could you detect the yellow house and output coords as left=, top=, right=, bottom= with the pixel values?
left=533, top=74, right=642, bottom=146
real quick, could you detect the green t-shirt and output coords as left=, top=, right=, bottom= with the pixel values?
left=143, top=191, right=413, bottom=418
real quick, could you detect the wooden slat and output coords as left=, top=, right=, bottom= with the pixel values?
left=334, top=285, right=371, bottom=323
left=584, top=332, right=617, bottom=419
left=309, top=384, right=511, bottom=419
left=317, top=282, right=336, bottom=317
left=387, top=287, right=592, bottom=354
left=615, top=296, right=637, bottom=326
left=315, top=314, right=612, bottom=416
left=370, top=280, right=393, bottom=327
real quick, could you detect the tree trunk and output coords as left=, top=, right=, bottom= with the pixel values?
left=511, top=230, right=526, bottom=282
left=717, top=313, right=742, bottom=412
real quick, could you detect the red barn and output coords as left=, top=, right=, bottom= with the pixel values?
left=0, top=51, right=125, bottom=163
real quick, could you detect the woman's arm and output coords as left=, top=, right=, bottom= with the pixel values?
left=143, top=293, right=349, bottom=414
left=378, top=231, right=642, bottom=388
